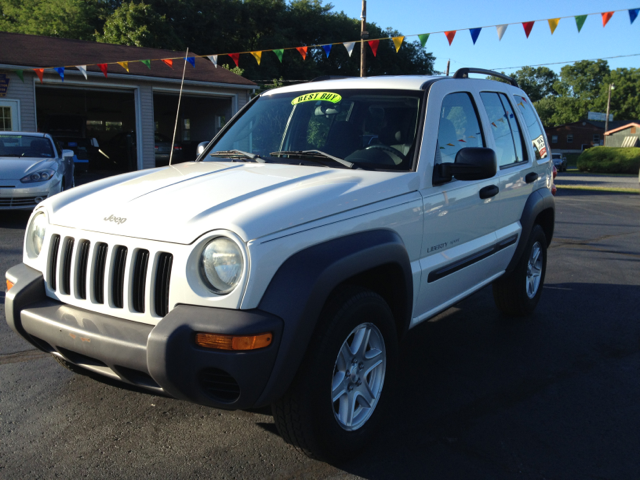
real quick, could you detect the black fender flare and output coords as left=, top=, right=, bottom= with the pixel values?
left=506, top=187, right=555, bottom=274
left=254, top=229, right=412, bottom=406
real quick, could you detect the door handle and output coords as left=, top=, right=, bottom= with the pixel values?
left=479, top=185, right=499, bottom=199
left=525, top=172, right=539, bottom=184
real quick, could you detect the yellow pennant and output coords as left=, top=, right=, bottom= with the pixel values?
left=117, top=61, right=129, bottom=72
left=251, top=51, right=262, bottom=65
left=548, top=18, right=560, bottom=35
left=392, top=36, right=404, bottom=53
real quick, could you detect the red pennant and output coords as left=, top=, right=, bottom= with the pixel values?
left=522, top=21, right=535, bottom=38
left=228, top=53, right=240, bottom=67
left=444, top=31, right=456, bottom=45
left=34, top=68, right=44, bottom=83
left=602, top=11, right=614, bottom=27
left=368, top=40, right=380, bottom=56
left=97, top=64, right=108, bottom=77
left=296, top=46, right=308, bottom=60
left=162, top=59, right=173, bottom=68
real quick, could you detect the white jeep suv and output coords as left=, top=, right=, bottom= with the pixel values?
left=6, top=68, right=554, bottom=461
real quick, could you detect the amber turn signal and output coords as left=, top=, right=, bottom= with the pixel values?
left=6, top=279, right=14, bottom=291
left=195, top=332, right=273, bottom=351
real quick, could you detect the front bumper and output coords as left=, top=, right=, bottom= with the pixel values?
left=5, top=263, right=283, bottom=409
left=0, top=179, right=60, bottom=209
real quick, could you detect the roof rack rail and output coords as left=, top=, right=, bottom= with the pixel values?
left=452, top=68, right=518, bottom=87
left=309, top=75, right=353, bottom=82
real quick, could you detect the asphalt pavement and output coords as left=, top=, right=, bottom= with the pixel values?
left=1, top=189, right=640, bottom=479
left=554, top=171, right=639, bottom=191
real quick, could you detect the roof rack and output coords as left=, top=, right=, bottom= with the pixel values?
left=452, top=68, right=518, bottom=87
left=309, top=75, right=353, bottom=82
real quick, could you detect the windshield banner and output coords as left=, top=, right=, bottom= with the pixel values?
left=291, top=92, right=342, bottom=105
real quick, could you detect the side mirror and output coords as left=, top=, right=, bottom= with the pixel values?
left=434, top=147, right=497, bottom=184
left=196, top=141, right=209, bottom=156
left=62, top=149, right=75, bottom=158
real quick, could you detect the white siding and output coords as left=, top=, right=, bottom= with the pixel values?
left=1, top=69, right=36, bottom=131
left=138, top=84, right=156, bottom=169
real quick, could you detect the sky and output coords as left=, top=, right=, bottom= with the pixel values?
left=326, top=0, right=640, bottom=75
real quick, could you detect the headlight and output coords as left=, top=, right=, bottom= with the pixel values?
left=26, top=211, right=47, bottom=258
left=20, top=169, right=56, bottom=183
left=200, top=237, right=244, bottom=294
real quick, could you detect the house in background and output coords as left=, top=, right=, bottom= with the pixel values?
left=544, top=120, right=637, bottom=155
left=0, top=32, right=256, bottom=172
left=604, top=122, right=640, bottom=147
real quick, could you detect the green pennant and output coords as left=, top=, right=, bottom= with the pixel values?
left=418, top=34, right=430, bottom=47
left=15, top=70, right=24, bottom=82
left=273, top=49, right=284, bottom=63
left=575, top=15, right=587, bottom=32
left=141, top=59, right=151, bottom=69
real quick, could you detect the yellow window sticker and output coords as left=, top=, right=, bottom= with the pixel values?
left=291, top=92, right=342, bottom=105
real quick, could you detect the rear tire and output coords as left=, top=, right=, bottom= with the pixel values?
left=493, top=224, right=547, bottom=317
left=272, top=286, right=398, bottom=461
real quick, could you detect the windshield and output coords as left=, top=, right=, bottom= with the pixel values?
left=0, top=135, right=55, bottom=158
left=205, top=89, right=423, bottom=170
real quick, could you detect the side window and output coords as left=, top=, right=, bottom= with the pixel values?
left=514, top=94, right=548, bottom=160
left=480, top=92, right=527, bottom=167
left=436, top=92, right=484, bottom=164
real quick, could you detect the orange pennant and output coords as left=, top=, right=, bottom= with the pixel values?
left=444, top=31, right=456, bottom=45
left=162, top=59, right=173, bottom=68
left=34, top=68, right=44, bottom=83
left=296, top=46, right=308, bottom=60
left=602, top=11, right=614, bottom=27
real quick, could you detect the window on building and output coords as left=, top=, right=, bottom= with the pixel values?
left=0, top=106, right=12, bottom=131
left=551, top=135, right=558, bottom=144
left=567, top=134, right=573, bottom=143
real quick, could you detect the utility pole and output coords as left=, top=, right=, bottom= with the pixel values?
left=445, top=59, right=450, bottom=76
left=360, top=0, right=367, bottom=77
left=604, top=83, right=614, bottom=139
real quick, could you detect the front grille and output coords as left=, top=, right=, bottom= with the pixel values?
left=0, top=195, right=46, bottom=207
left=46, top=235, right=173, bottom=318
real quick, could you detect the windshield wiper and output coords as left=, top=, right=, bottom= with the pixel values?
left=209, top=150, right=265, bottom=163
left=269, top=150, right=355, bottom=169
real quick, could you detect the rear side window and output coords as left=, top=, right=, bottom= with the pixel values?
left=436, top=92, right=484, bottom=165
left=514, top=94, right=548, bottom=160
left=480, top=92, right=527, bottom=167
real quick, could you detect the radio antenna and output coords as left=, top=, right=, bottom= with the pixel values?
left=170, top=47, right=189, bottom=166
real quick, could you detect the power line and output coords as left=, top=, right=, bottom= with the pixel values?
left=490, top=53, right=640, bottom=71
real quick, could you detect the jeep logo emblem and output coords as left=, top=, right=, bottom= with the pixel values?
left=104, top=214, right=127, bottom=225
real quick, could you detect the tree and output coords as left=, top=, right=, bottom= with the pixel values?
left=510, top=67, right=558, bottom=103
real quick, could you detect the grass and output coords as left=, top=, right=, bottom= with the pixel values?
left=556, top=185, right=639, bottom=194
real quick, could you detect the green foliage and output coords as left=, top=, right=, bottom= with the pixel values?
left=222, top=64, right=245, bottom=77
left=577, top=146, right=640, bottom=174
left=511, top=67, right=558, bottom=103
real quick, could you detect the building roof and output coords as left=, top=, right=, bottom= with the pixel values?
left=0, top=32, right=255, bottom=87
left=604, top=122, right=640, bottom=135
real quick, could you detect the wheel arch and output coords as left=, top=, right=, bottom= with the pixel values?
left=254, top=229, right=413, bottom=406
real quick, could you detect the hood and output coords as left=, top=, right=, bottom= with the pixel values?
left=46, top=162, right=418, bottom=244
left=0, top=158, right=58, bottom=181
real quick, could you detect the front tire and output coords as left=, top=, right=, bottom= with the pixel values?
left=493, top=224, right=547, bottom=317
left=272, top=287, right=398, bottom=461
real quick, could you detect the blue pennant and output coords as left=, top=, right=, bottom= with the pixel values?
left=470, top=28, right=482, bottom=45
left=322, top=44, right=332, bottom=58
left=630, top=8, right=639, bottom=24
left=54, top=67, right=64, bottom=82
left=186, top=56, right=196, bottom=67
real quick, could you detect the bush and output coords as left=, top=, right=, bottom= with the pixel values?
left=577, top=146, right=640, bottom=174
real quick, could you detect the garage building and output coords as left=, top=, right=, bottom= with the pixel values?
left=0, top=32, right=256, bottom=172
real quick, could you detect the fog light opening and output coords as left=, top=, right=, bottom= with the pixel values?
left=195, top=332, right=273, bottom=351
left=34, top=197, right=44, bottom=204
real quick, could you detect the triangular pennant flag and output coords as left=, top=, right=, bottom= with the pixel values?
left=602, top=11, right=614, bottom=27
left=15, top=70, right=24, bottom=83
left=273, top=49, right=284, bottom=62
left=444, top=31, right=456, bottom=46
left=469, top=28, right=481, bottom=45
left=76, top=65, right=87, bottom=79
left=141, top=60, right=151, bottom=69
left=496, top=24, right=508, bottom=40
left=522, top=21, right=534, bottom=38
left=548, top=18, right=560, bottom=34
left=186, top=56, right=195, bottom=67
left=296, top=46, right=308, bottom=60
left=575, top=15, right=587, bottom=32
left=54, top=67, right=64, bottom=82
left=229, top=53, right=240, bottom=67
left=630, top=9, right=639, bottom=24
left=368, top=40, right=380, bottom=56
left=418, top=34, right=430, bottom=47
left=392, top=36, right=404, bottom=52
left=97, top=64, right=108, bottom=77
left=322, top=44, right=332, bottom=58
left=251, top=51, right=262, bottom=65
left=208, top=55, right=218, bottom=67
left=34, top=69, right=44, bottom=83
left=162, top=59, right=173, bottom=68
left=117, top=61, right=129, bottom=72
left=343, top=42, right=356, bottom=57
